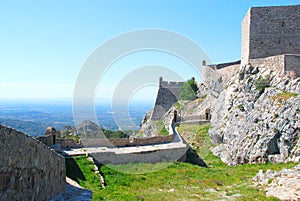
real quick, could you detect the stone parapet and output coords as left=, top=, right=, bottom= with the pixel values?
left=0, top=125, right=66, bottom=201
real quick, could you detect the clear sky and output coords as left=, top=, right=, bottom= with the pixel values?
left=0, top=0, right=299, bottom=102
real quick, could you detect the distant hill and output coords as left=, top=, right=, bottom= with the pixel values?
left=75, top=120, right=129, bottom=139
left=0, top=118, right=47, bottom=136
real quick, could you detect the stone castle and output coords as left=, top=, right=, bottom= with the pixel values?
left=151, top=4, right=300, bottom=122
left=1, top=4, right=299, bottom=200
left=203, top=5, right=300, bottom=87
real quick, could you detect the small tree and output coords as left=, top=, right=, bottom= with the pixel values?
left=179, top=78, right=198, bottom=101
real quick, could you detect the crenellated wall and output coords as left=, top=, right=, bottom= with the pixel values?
left=151, top=77, right=184, bottom=120
left=0, top=125, right=66, bottom=201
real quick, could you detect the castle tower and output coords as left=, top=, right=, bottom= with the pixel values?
left=151, top=77, right=184, bottom=120
left=241, top=5, right=300, bottom=65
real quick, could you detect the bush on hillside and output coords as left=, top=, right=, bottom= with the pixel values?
left=179, top=78, right=198, bottom=101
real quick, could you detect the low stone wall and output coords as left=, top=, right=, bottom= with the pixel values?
left=207, top=60, right=241, bottom=70
left=80, top=134, right=175, bottom=148
left=0, top=125, right=66, bottom=201
left=250, top=54, right=300, bottom=78
left=285, top=54, right=300, bottom=78
left=91, top=145, right=188, bottom=165
left=250, top=54, right=285, bottom=74
left=202, top=62, right=240, bottom=88
left=217, top=64, right=240, bottom=83
left=36, top=135, right=54, bottom=146
left=56, top=138, right=83, bottom=148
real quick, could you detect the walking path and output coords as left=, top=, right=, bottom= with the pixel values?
left=51, top=178, right=92, bottom=201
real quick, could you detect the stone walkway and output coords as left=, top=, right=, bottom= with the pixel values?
left=62, top=140, right=187, bottom=156
left=51, top=178, right=92, bottom=201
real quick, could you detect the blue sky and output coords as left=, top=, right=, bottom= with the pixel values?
left=0, top=0, right=299, bottom=102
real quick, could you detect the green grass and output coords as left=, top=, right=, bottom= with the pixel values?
left=66, top=124, right=297, bottom=201
left=153, top=120, right=169, bottom=136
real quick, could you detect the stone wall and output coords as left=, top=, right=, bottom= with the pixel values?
left=249, top=55, right=285, bottom=74
left=56, top=138, right=83, bottom=149
left=285, top=54, right=300, bottom=78
left=36, top=134, right=54, bottom=147
left=80, top=134, right=175, bottom=148
left=91, top=145, right=188, bottom=165
left=216, top=63, right=240, bottom=83
left=241, top=5, right=300, bottom=65
left=250, top=54, right=300, bottom=78
left=202, top=61, right=240, bottom=91
left=151, top=77, right=184, bottom=120
left=0, top=125, right=66, bottom=201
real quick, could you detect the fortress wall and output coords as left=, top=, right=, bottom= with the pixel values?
left=151, top=78, right=184, bottom=120
left=242, top=5, right=300, bottom=65
left=36, top=135, right=54, bottom=146
left=217, top=63, right=240, bottom=83
left=202, top=62, right=240, bottom=87
left=80, top=134, right=175, bottom=148
left=0, top=125, right=65, bottom=201
left=91, top=146, right=188, bottom=165
left=285, top=54, right=300, bottom=78
left=56, top=138, right=83, bottom=148
left=241, top=8, right=251, bottom=64
left=250, top=54, right=286, bottom=74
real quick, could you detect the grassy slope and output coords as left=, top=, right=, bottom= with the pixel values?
left=66, top=124, right=297, bottom=201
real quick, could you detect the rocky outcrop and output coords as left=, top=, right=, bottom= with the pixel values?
left=76, top=120, right=101, bottom=134
left=140, top=109, right=157, bottom=137
left=209, top=64, right=300, bottom=165
left=253, top=164, right=300, bottom=201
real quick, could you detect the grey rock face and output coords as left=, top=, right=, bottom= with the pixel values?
left=253, top=164, right=300, bottom=201
left=209, top=65, right=300, bottom=165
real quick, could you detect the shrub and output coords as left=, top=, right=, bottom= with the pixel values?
left=254, top=75, right=270, bottom=93
left=237, top=104, right=245, bottom=111
left=179, top=78, right=198, bottom=101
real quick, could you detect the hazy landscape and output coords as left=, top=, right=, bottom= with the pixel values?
left=0, top=99, right=153, bottom=136
left=1, top=1, right=299, bottom=201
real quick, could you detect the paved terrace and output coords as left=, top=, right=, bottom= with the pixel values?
left=62, top=125, right=189, bottom=164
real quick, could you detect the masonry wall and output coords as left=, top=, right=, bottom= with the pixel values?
left=250, top=55, right=285, bottom=73
left=91, top=146, right=188, bottom=165
left=80, top=134, right=175, bottom=148
left=0, top=125, right=66, bottom=201
left=216, top=64, right=240, bottom=83
left=285, top=54, right=300, bottom=78
left=241, top=5, right=300, bottom=65
left=36, top=135, right=54, bottom=147
left=241, top=9, right=251, bottom=65
left=151, top=78, right=184, bottom=120
left=250, top=54, right=300, bottom=78
left=202, top=62, right=240, bottom=89
left=56, top=138, right=83, bottom=148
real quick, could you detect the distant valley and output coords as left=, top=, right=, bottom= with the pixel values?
left=0, top=100, right=152, bottom=136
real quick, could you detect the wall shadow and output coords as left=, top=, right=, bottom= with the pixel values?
left=65, top=157, right=86, bottom=183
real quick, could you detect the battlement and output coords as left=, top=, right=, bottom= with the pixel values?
left=151, top=77, right=185, bottom=120
left=159, top=77, right=185, bottom=88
